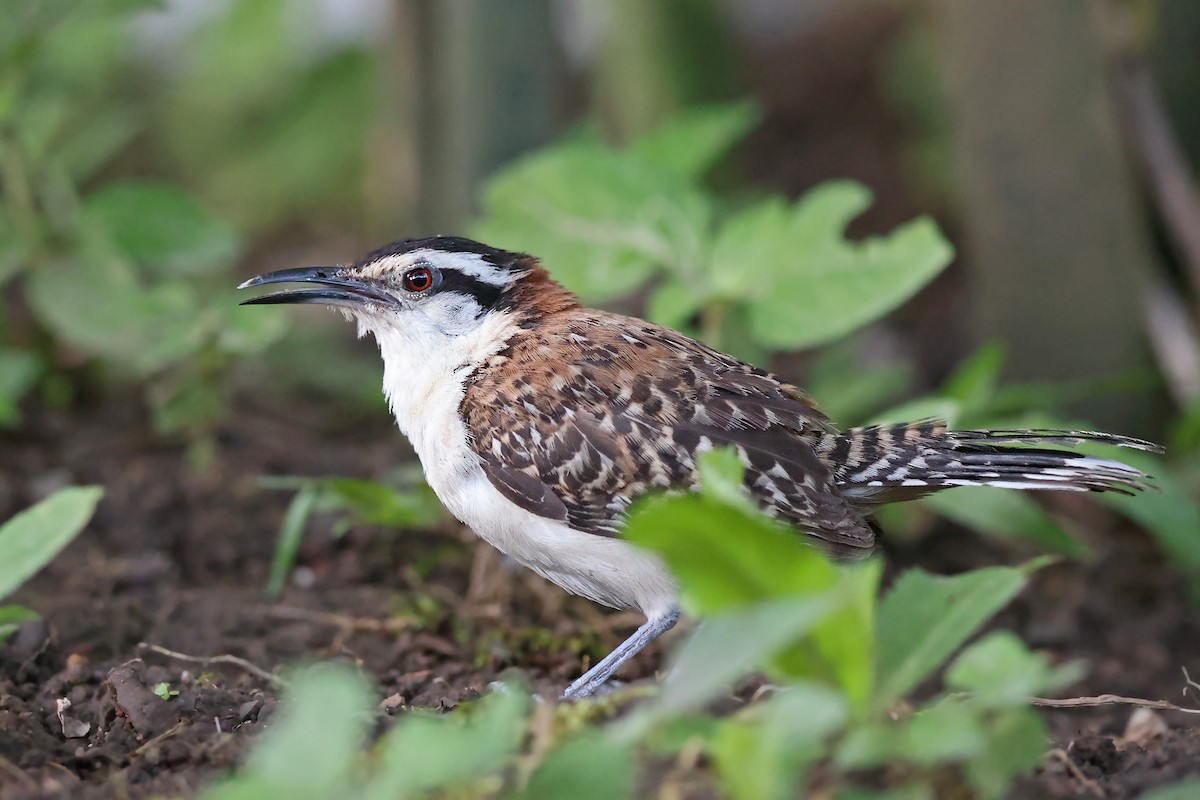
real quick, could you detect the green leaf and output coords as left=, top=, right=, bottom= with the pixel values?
left=712, top=682, right=848, bottom=800
left=621, top=596, right=838, bottom=735
left=624, top=492, right=837, bottom=615
left=472, top=143, right=711, bottom=302
left=962, top=708, right=1047, bottom=799
left=939, top=343, right=1005, bottom=419
left=83, top=180, right=239, bottom=276
left=200, top=665, right=373, bottom=800
left=0, top=604, right=39, bottom=641
left=267, top=485, right=318, bottom=598
left=919, top=488, right=1091, bottom=559
left=0, top=348, right=42, bottom=427
left=0, top=486, right=103, bottom=600
left=367, top=691, right=528, bottom=800
left=320, top=478, right=444, bottom=528
left=874, top=565, right=1030, bottom=709
left=946, top=631, right=1085, bottom=706
left=515, top=732, right=635, bottom=800
left=26, top=257, right=201, bottom=374
left=710, top=181, right=953, bottom=349
left=630, top=101, right=761, bottom=179
left=1095, top=451, right=1200, bottom=582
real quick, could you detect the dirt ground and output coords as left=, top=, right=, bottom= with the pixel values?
left=0, top=396, right=1198, bottom=799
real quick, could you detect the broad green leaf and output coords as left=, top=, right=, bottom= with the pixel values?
left=624, top=493, right=837, bottom=615
left=712, top=682, right=847, bottom=800
left=900, top=698, right=987, bottom=765
left=83, top=180, right=239, bottom=276
left=920, top=488, right=1091, bottom=559
left=619, top=596, right=837, bottom=736
left=201, top=665, right=373, bottom=800
left=874, top=565, right=1030, bottom=709
left=630, top=101, right=761, bottom=179
left=710, top=181, right=953, bottom=349
left=26, top=257, right=201, bottom=374
left=367, top=691, right=528, bottom=800
left=0, top=348, right=42, bottom=427
left=0, top=486, right=103, bottom=600
left=472, top=144, right=711, bottom=302
left=946, top=631, right=1085, bottom=707
left=515, top=732, right=634, bottom=800
left=963, top=708, right=1047, bottom=799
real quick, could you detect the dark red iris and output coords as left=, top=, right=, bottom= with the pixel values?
left=402, top=267, right=433, bottom=292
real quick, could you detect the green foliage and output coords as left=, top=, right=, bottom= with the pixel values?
left=473, top=101, right=954, bottom=359
left=0, top=486, right=103, bottom=638
left=0, top=3, right=288, bottom=438
left=214, top=449, right=1061, bottom=799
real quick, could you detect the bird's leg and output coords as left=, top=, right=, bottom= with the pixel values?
left=560, top=608, right=680, bottom=701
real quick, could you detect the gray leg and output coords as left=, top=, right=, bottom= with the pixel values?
left=561, top=608, right=681, bottom=700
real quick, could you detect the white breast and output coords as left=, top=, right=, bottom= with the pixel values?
left=370, top=313, right=677, bottom=618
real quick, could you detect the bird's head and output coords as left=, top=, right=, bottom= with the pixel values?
left=239, top=236, right=575, bottom=341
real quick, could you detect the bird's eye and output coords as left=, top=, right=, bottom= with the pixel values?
left=402, top=267, right=434, bottom=293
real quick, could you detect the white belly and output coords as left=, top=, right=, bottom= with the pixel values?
left=374, top=318, right=677, bottom=618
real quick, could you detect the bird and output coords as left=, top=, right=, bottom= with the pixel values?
left=239, top=235, right=1159, bottom=700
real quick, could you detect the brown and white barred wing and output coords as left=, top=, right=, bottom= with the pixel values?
left=462, top=311, right=878, bottom=554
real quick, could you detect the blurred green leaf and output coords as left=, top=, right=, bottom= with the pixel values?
left=630, top=101, right=761, bottom=180
left=962, top=708, right=1047, bottom=799
left=367, top=691, right=528, bottom=800
left=1094, top=451, right=1200, bottom=582
left=709, top=181, right=953, bottom=349
left=624, top=491, right=836, bottom=616
left=320, top=478, right=444, bottom=529
left=26, top=257, right=201, bottom=373
left=945, top=631, right=1084, bottom=707
left=939, top=343, right=1005, bottom=419
left=200, top=665, right=373, bottom=800
left=83, top=180, right=239, bottom=276
left=473, top=144, right=711, bottom=302
left=515, top=732, right=635, bottom=800
left=622, top=596, right=837, bottom=733
left=0, top=604, right=40, bottom=641
left=0, top=348, right=42, bottom=426
left=869, top=397, right=960, bottom=428
left=712, top=682, right=848, bottom=800
left=919, top=488, right=1091, bottom=559
left=874, top=565, right=1031, bottom=710
left=0, top=486, right=103, bottom=600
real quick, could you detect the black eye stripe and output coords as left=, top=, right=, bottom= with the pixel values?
left=434, top=268, right=508, bottom=312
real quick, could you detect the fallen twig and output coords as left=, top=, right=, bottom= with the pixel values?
left=1031, top=694, right=1200, bottom=715
left=138, top=643, right=283, bottom=688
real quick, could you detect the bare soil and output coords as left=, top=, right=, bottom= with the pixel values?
left=1, top=397, right=1198, bottom=799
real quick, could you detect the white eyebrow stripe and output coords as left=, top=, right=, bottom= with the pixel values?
left=407, top=249, right=513, bottom=286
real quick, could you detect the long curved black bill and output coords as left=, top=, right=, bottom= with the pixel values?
left=237, top=266, right=396, bottom=308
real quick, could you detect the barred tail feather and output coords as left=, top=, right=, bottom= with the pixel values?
left=828, top=422, right=1161, bottom=504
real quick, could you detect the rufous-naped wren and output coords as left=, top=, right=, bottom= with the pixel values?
left=240, top=236, right=1158, bottom=700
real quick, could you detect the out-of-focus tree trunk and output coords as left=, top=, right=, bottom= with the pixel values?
left=406, top=0, right=560, bottom=233
left=934, top=0, right=1156, bottom=431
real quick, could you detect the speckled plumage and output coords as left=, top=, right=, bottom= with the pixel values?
left=240, top=235, right=1160, bottom=699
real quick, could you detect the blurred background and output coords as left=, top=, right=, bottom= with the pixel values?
left=5, top=0, right=1200, bottom=448
left=4, top=2, right=1200, bottom=794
